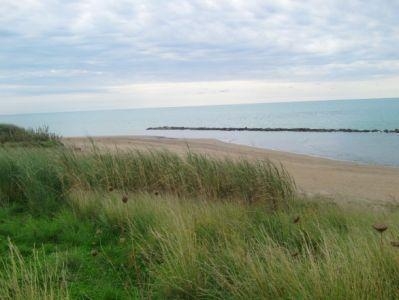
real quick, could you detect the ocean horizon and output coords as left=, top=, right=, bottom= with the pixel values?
left=1, top=98, right=399, bottom=167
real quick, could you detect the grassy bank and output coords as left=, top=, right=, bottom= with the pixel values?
left=0, top=145, right=399, bottom=299
left=0, top=124, right=61, bottom=147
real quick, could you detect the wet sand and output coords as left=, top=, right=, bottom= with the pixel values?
left=64, top=136, right=399, bottom=204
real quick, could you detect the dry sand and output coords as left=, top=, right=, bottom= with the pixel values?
left=64, top=136, right=399, bottom=204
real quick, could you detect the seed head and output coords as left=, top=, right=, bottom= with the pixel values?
left=373, top=223, right=388, bottom=233
left=108, top=186, right=114, bottom=192
left=91, top=249, right=99, bottom=257
left=293, top=216, right=300, bottom=224
left=122, top=195, right=128, bottom=203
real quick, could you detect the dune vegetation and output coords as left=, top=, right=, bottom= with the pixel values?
left=0, top=126, right=399, bottom=299
left=0, top=124, right=61, bottom=147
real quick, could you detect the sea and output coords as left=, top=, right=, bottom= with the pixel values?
left=1, top=98, right=399, bottom=167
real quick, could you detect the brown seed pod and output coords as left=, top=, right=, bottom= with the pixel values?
left=373, top=223, right=388, bottom=233
left=108, top=186, right=114, bottom=192
left=293, top=216, right=300, bottom=224
left=91, top=249, right=99, bottom=257
left=122, top=195, right=128, bottom=203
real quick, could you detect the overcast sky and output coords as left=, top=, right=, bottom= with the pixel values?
left=1, top=0, right=399, bottom=114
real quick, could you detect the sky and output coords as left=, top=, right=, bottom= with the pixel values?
left=1, top=0, right=399, bottom=114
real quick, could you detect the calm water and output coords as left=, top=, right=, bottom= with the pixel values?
left=1, top=98, right=399, bottom=166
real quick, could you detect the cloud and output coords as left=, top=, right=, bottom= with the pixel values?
left=0, top=0, right=398, bottom=113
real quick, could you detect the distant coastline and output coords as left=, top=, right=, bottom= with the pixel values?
left=148, top=126, right=399, bottom=133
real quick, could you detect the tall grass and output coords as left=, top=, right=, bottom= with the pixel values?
left=0, top=240, right=68, bottom=300
left=0, top=124, right=61, bottom=147
left=70, top=191, right=399, bottom=299
left=0, top=147, right=295, bottom=212
left=61, top=148, right=295, bottom=208
left=2, top=145, right=399, bottom=298
left=0, top=149, right=65, bottom=214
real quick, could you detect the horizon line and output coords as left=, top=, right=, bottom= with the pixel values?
left=0, top=96, right=398, bottom=117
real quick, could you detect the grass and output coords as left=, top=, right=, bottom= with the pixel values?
left=0, top=139, right=399, bottom=299
left=0, top=239, right=68, bottom=300
left=60, top=147, right=295, bottom=208
left=0, top=124, right=61, bottom=147
left=0, top=146, right=294, bottom=214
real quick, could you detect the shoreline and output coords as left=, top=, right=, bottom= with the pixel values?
left=64, top=135, right=399, bottom=204
left=209, top=137, right=399, bottom=169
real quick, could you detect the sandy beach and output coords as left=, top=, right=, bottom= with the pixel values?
left=64, top=136, right=399, bottom=204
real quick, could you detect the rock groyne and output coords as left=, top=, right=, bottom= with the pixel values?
left=147, top=126, right=399, bottom=133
